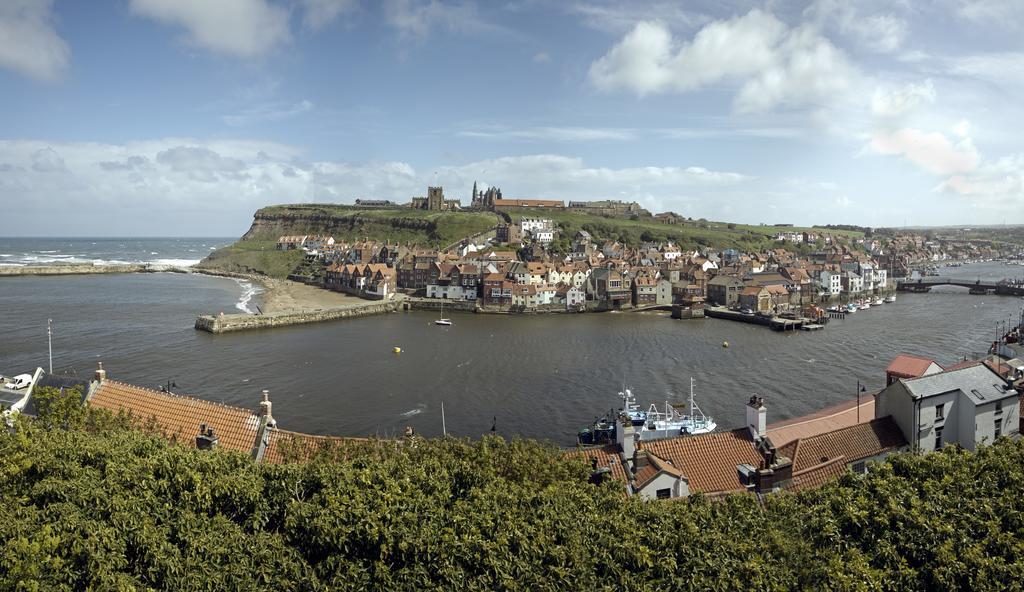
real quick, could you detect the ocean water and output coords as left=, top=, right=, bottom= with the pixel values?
left=1, top=243, right=1023, bottom=445
left=0, top=237, right=231, bottom=268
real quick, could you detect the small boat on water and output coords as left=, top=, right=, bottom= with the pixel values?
left=872, top=297, right=884, bottom=306
left=884, top=294, right=896, bottom=303
left=578, top=378, right=716, bottom=444
left=435, top=301, right=452, bottom=326
left=845, top=303, right=858, bottom=313
left=858, top=301, right=871, bottom=310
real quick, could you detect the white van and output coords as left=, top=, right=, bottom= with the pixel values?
left=3, top=374, right=33, bottom=390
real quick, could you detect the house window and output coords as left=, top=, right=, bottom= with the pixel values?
left=995, top=418, right=1003, bottom=438
left=934, top=427, right=943, bottom=450
left=851, top=461, right=867, bottom=474
left=995, top=401, right=1003, bottom=416
left=656, top=488, right=671, bottom=500
left=935, top=403, right=944, bottom=421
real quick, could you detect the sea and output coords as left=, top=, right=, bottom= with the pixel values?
left=2, top=238, right=1023, bottom=445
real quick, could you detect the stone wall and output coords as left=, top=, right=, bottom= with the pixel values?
left=0, top=264, right=190, bottom=277
left=195, top=300, right=401, bottom=334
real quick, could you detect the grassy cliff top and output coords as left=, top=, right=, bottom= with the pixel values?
left=501, top=208, right=864, bottom=252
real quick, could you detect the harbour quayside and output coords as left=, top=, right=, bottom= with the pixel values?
left=577, top=378, right=717, bottom=445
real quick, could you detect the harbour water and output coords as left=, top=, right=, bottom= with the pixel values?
left=1, top=243, right=1022, bottom=445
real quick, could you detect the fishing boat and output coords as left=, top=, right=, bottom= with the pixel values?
left=845, top=302, right=858, bottom=313
left=577, top=379, right=716, bottom=445
left=435, top=301, right=452, bottom=326
left=638, top=378, right=717, bottom=440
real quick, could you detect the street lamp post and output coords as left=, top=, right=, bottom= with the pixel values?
left=857, top=380, right=867, bottom=423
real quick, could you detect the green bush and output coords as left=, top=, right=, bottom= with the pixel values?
left=2, top=402, right=1022, bottom=591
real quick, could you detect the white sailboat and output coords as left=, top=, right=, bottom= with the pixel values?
left=435, top=300, right=452, bottom=326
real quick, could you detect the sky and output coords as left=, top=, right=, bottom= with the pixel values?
left=1, top=0, right=1022, bottom=236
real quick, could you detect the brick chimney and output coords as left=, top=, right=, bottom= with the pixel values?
left=196, top=424, right=219, bottom=450
left=617, top=415, right=637, bottom=461
left=94, top=361, right=106, bottom=383
left=746, top=395, right=767, bottom=440
left=259, top=389, right=275, bottom=427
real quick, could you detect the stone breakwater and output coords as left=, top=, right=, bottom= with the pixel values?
left=195, top=300, right=402, bottom=333
left=0, top=263, right=191, bottom=277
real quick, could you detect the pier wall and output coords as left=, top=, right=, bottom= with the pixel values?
left=0, top=263, right=190, bottom=277
left=404, top=298, right=479, bottom=313
left=195, top=300, right=400, bottom=333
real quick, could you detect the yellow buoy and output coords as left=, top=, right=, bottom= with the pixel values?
left=393, top=347, right=402, bottom=354
left=722, top=341, right=729, bottom=348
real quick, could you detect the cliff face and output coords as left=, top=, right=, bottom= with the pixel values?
left=198, top=204, right=498, bottom=279
left=240, top=206, right=435, bottom=242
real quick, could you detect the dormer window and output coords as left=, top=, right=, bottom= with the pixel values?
left=995, top=401, right=1003, bottom=416
left=935, top=403, right=945, bottom=421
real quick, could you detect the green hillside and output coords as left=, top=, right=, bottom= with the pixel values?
left=198, top=204, right=500, bottom=278
left=503, top=208, right=863, bottom=252
left=4, top=394, right=1024, bottom=591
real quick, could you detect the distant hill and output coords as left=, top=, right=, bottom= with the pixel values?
left=197, top=204, right=500, bottom=278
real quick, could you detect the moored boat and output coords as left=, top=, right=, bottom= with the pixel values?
left=577, top=379, right=716, bottom=444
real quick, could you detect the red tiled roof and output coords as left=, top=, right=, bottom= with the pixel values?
left=767, top=396, right=875, bottom=448
left=89, top=380, right=261, bottom=455
left=640, top=429, right=762, bottom=495
left=886, top=354, right=940, bottom=378
left=788, top=457, right=848, bottom=492
left=565, top=444, right=628, bottom=483
left=634, top=452, right=685, bottom=490
left=778, top=416, right=906, bottom=475
left=262, top=428, right=366, bottom=464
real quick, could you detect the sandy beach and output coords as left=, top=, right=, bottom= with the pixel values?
left=251, top=276, right=376, bottom=314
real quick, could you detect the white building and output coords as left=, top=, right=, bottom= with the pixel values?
left=875, top=363, right=1020, bottom=452
left=842, top=271, right=863, bottom=294
left=565, top=286, right=586, bottom=309
left=819, top=270, right=842, bottom=296
left=520, top=217, right=552, bottom=233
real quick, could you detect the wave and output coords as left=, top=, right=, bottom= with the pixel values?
left=233, top=278, right=264, bottom=314
left=151, top=259, right=200, bottom=267
left=400, top=407, right=424, bottom=417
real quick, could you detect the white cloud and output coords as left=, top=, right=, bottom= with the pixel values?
left=129, top=0, right=290, bottom=58
left=588, top=11, right=855, bottom=113
left=298, top=0, right=359, bottom=31
left=222, top=99, right=314, bottom=126
left=947, top=52, right=1024, bottom=87
left=568, top=1, right=709, bottom=34
left=532, top=52, right=550, bottom=63
left=383, top=0, right=492, bottom=39
left=869, top=128, right=980, bottom=175
left=804, top=0, right=907, bottom=53
left=871, top=80, right=936, bottom=118
left=0, top=140, right=759, bottom=233
left=460, top=126, right=636, bottom=141
left=936, top=153, right=1023, bottom=204
left=0, top=0, right=70, bottom=81
left=437, top=154, right=749, bottom=211
left=30, top=146, right=66, bottom=172
left=955, top=0, right=1023, bottom=29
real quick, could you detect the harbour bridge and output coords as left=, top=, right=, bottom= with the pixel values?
left=896, top=277, right=1024, bottom=296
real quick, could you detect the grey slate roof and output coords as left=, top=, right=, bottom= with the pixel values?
left=902, top=364, right=1016, bottom=405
